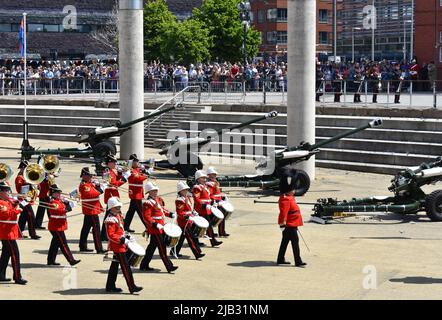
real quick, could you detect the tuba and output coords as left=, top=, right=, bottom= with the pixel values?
left=39, top=155, right=60, bottom=184
left=0, top=163, right=13, bottom=183
left=24, top=163, right=46, bottom=185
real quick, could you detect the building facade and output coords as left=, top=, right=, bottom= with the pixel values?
left=337, top=0, right=414, bottom=62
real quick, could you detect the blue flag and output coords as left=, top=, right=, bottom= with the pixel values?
left=19, top=17, right=25, bottom=56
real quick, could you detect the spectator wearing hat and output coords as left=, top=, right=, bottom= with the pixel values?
left=78, top=167, right=105, bottom=253
left=15, top=160, right=40, bottom=240
left=124, top=154, right=149, bottom=233
left=47, top=184, right=81, bottom=266
left=277, top=169, right=306, bottom=267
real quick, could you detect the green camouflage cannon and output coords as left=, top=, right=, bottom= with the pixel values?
left=312, top=157, right=442, bottom=224
left=21, top=103, right=182, bottom=173
left=150, top=111, right=279, bottom=177
left=216, top=118, right=383, bottom=196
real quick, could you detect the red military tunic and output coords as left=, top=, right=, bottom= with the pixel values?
left=206, top=180, right=223, bottom=203
left=104, top=169, right=126, bottom=204
left=78, top=181, right=103, bottom=215
left=47, top=199, right=68, bottom=232
left=127, top=168, right=148, bottom=200
left=105, top=213, right=127, bottom=253
left=38, top=179, right=51, bottom=200
left=192, top=184, right=211, bottom=216
left=0, top=199, right=22, bottom=240
left=278, top=194, right=303, bottom=228
left=175, top=195, right=193, bottom=229
left=15, top=174, right=36, bottom=205
left=142, top=196, right=170, bottom=235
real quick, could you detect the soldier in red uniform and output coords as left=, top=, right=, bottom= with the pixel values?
left=139, top=182, right=178, bottom=273
left=105, top=197, right=143, bottom=294
left=0, top=182, right=27, bottom=285
left=277, top=169, right=307, bottom=267
left=192, top=170, right=222, bottom=247
left=35, top=175, right=51, bottom=230
left=124, top=154, right=150, bottom=232
left=173, top=181, right=204, bottom=259
left=206, top=167, right=229, bottom=237
left=78, top=167, right=105, bottom=253
left=15, top=160, right=40, bottom=240
left=47, top=184, right=81, bottom=266
left=100, top=155, right=127, bottom=241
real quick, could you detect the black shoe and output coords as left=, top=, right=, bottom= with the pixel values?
left=79, top=248, right=94, bottom=252
left=277, top=260, right=291, bottom=265
left=169, top=251, right=182, bottom=258
left=0, top=277, right=11, bottom=282
left=70, top=260, right=81, bottom=266
left=140, top=266, right=155, bottom=272
left=31, top=235, right=41, bottom=240
left=47, top=262, right=61, bottom=266
left=15, top=279, right=27, bottom=285
left=130, top=286, right=143, bottom=294
left=221, top=233, right=230, bottom=237
left=125, top=229, right=135, bottom=233
left=106, top=287, right=123, bottom=293
left=214, top=233, right=219, bottom=237
left=198, top=242, right=206, bottom=247
left=211, top=241, right=223, bottom=247
left=36, top=227, right=46, bottom=230
left=97, top=250, right=107, bottom=254
left=295, top=262, right=307, bottom=268
left=196, top=253, right=205, bottom=260
left=168, top=266, right=178, bottom=273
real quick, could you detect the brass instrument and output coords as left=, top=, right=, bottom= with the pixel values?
left=38, top=155, right=60, bottom=184
left=24, top=163, right=46, bottom=185
left=0, top=163, right=13, bottom=183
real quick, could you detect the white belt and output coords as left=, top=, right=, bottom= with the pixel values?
left=129, top=184, right=144, bottom=187
left=152, top=217, right=163, bottom=220
left=0, top=220, right=18, bottom=224
left=200, top=200, right=211, bottom=203
left=106, top=186, right=118, bottom=190
left=50, top=215, right=66, bottom=220
left=82, top=198, right=100, bottom=203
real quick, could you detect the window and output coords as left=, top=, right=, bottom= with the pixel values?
left=0, top=24, right=11, bottom=32
left=277, top=8, right=287, bottom=22
left=249, top=11, right=254, bottom=23
left=28, top=24, right=44, bottom=32
left=319, top=9, right=328, bottom=23
left=258, top=10, right=265, bottom=23
left=277, top=31, right=287, bottom=44
left=440, top=31, right=442, bottom=44
left=267, top=31, right=277, bottom=44
left=44, top=24, right=59, bottom=32
left=440, top=47, right=442, bottom=63
left=267, top=8, right=277, bottom=22
left=319, top=31, right=328, bottom=45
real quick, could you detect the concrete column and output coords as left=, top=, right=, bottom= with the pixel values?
left=287, top=0, right=316, bottom=179
left=119, top=0, right=145, bottom=160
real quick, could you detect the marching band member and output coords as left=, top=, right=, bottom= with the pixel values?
left=105, top=197, right=143, bottom=294
left=101, top=155, right=126, bottom=241
left=173, top=181, right=205, bottom=259
left=15, top=160, right=40, bottom=240
left=35, top=175, right=51, bottom=230
left=0, top=182, right=27, bottom=285
left=47, top=184, right=81, bottom=266
left=206, top=167, right=229, bottom=237
left=124, top=154, right=150, bottom=232
left=139, top=182, right=178, bottom=273
left=277, top=169, right=307, bottom=268
left=192, top=170, right=222, bottom=247
left=78, top=167, right=105, bottom=254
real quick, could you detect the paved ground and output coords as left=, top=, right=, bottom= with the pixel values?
left=1, top=137, right=442, bottom=300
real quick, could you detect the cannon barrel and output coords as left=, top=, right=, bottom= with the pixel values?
left=118, top=103, right=181, bottom=129
left=297, top=118, right=383, bottom=152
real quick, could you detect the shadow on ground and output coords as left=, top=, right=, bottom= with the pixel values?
left=390, top=277, right=442, bottom=284
left=227, top=260, right=277, bottom=268
left=53, top=288, right=132, bottom=296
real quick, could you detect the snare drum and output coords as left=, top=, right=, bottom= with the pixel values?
left=127, top=241, right=145, bottom=268
left=189, top=216, right=209, bottom=238
left=163, top=223, right=182, bottom=248
left=218, top=201, right=235, bottom=221
left=208, top=207, right=224, bottom=228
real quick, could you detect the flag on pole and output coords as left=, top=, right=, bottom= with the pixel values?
left=19, top=17, right=25, bottom=56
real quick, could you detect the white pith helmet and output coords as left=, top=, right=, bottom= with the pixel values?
left=177, top=181, right=190, bottom=193
left=207, top=167, right=218, bottom=175
left=195, top=170, right=207, bottom=180
left=107, top=197, right=123, bottom=210
left=145, top=182, right=159, bottom=193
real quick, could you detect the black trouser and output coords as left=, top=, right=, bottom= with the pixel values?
left=218, top=219, right=227, bottom=236
left=79, top=215, right=103, bottom=252
left=48, top=231, right=75, bottom=264
left=140, top=233, right=174, bottom=272
left=18, top=205, right=37, bottom=238
left=277, top=227, right=302, bottom=265
left=206, top=224, right=219, bottom=247
left=106, top=252, right=136, bottom=292
left=372, top=85, right=379, bottom=103
left=124, top=200, right=143, bottom=231
left=35, top=197, right=50, bottom=228
left=0, top=240, right=22, bottom=281
left=100, top=209, right=110, bottom=241
left=175, top=228, right=202, bottom=259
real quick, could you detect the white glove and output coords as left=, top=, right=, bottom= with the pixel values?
left=20, top=200, right=28, bottom=207
left=124, top=238, right=130, bottom=245
left=140, top=165, right=146, bottom=171
left=206, top=204, right=212, bottom=211
left=188, top=216, right=195, bottom=222
left=68, top=201, right=77, bottom=209
left=123, top=170, right=131, bottom=180
left=100, top=183, right=107, bottom=191
left=280, top=226, right=285, bottom=232
left=193, top=210, right=199, bottom=216
left=147, top=168, right=154, bottom=175
left=171, top=212, right=177, bottom=219
left=156, top=224, right=164, bottom=231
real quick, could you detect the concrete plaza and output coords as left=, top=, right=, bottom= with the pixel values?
left=0, top=137, right=442, bottom=300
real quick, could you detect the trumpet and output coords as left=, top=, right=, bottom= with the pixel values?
left=0, top=163, right=13, bottom=183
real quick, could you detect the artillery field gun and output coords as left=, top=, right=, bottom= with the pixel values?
left=216, top=118, right=383, bottom=196
left=151, top=111, right=279, bottom=177
left=312, top=157, right=442, bottom=224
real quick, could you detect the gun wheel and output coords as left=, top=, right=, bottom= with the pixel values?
left=294, top=169, right=311, bottom=197
left=425, top=190, right=442, bottom=222
left=93, top=140, right=117, bottom=158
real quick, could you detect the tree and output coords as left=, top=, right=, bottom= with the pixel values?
left=192, top=0, right=261, bottom=63
left=90, top=0, right=119, bottom=54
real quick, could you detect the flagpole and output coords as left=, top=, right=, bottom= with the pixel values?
left=20, top=12, right=32, bottom=153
